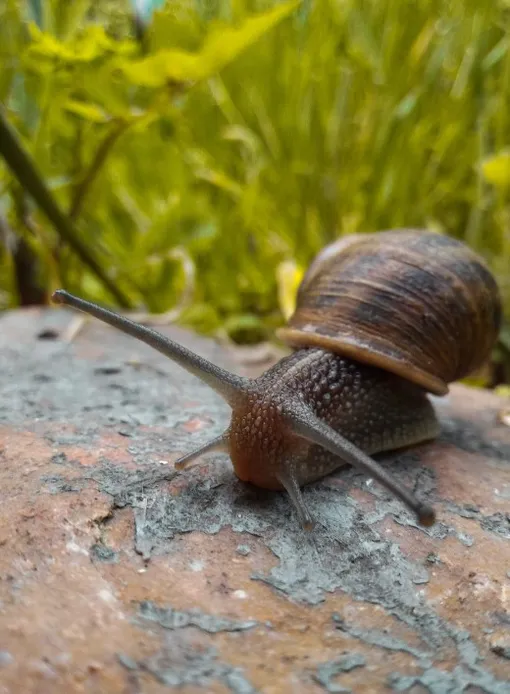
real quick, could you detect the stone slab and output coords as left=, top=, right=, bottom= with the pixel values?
left=0, top=307, right=509, bottom=693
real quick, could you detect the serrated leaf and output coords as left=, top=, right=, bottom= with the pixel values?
left=481, top=151, right=510, bottom=190
left=26, top=23, right=136, bottom=64
left=121, top=50, right=198, bottom=86
left=120, top=0, right=300, bottom=86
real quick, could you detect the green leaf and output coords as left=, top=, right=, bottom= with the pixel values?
left=120, top=0, right=300, bottom=86
left=64, top=99, right=109, bottom=123
left=25, top=23, right=136, bottom=64
left=178, top=302, right=221, bottom=335
left=481, top=151, right=510, bottom=191
left=224, top=313, right=266, bottom=344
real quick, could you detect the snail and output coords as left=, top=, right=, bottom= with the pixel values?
left=51, top=229, right=501, bottom=530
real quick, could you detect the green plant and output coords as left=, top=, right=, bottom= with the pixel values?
left=0, top=0, right=300, bottom=317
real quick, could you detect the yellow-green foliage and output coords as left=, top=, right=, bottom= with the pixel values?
left=1, top=0, right=509, bottom=347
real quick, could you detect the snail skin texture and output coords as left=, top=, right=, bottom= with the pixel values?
left=52, top=229, right=502, bottom=530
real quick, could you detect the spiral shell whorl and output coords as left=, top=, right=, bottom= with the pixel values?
left=278, top=230, right=501, bottom=395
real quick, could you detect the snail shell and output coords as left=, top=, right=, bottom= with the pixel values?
left=277, top=229, right=501, bottom=396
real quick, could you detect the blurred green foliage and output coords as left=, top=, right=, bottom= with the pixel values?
left=1, top=0, right=510, bottom=378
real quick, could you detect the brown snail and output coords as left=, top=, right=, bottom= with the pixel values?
left=52, top=229, right=501, bottom=530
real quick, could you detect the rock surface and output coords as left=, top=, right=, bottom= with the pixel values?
left=0, top=306, right=509, bottom=694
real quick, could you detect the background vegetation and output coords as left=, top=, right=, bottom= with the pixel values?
left=1, top=0, right=509, bottom=386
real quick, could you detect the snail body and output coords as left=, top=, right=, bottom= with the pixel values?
left=52, top=229, right=501, bottom=530
left=229, top=347, right=439, bottom=490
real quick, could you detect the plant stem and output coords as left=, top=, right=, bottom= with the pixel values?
left=0, top=108, right=132, bottom=308
left=69, top=120, right=129, bottom=222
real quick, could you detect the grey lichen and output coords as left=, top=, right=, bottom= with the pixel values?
left=119, top=644, right=258, bottom=693
left=313, top=652, right=366, bottom=693
left=137, top=600, right=258, bottom=634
